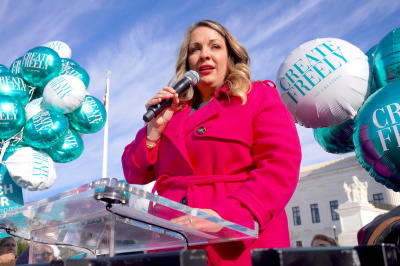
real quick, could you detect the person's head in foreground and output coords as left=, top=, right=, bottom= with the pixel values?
left=0, top=236, right=17, bottom=264
left=311, top=234, right=340, bottom=247
left=33, top=244, right=60, bottom=263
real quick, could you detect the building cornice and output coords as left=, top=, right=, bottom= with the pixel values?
left=300, top=155, right=362, bottom=180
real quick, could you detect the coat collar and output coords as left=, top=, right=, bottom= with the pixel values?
left=162, top=98, right=223, bottom=139
left=161, top=86, right=228, bottom=170
left=184, top=99, right=222, bottom=134
left=164, top=85, right=229, bottom=136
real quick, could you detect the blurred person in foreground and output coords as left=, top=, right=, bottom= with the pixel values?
left=122, top=19, right=302, bottom=265
left=0, top=237, right=17, bottom=266
left=32, top=244, right=61, bottom=263
left=311, top=234, right=340, bottom=247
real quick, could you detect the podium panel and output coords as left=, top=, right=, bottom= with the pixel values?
left=251, top=244, right=398, bottom=266
left=0, top=178, right=258, bottom=263
left=46, top=250, right=207, bottom=266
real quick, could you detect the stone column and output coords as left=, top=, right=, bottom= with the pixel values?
left=385, top=189, right=400, bottom=206
left=335, top=201, right=387, bottom=246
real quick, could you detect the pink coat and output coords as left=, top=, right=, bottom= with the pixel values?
left=122, top=81, right=302, bottom=265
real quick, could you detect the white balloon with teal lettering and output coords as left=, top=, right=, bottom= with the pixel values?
left=5, top=147, right=56, bottom=191
left=42, top=75, right=86, bottom=114
left=276, top=38, right=371, bottom=128
left=24, top=97, right=43, bottom=121
left=42, top=41, right=72, bottom=59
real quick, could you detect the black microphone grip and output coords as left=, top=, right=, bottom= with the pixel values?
left=143, top=71, right=199, bottom=122
left=143, top=97, right=174, bottom=123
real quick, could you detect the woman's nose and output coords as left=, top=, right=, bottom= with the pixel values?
left=200, top=48, right=211, bottom=60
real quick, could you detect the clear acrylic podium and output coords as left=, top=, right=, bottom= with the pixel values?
left=0, top=178, right=258, bottom=263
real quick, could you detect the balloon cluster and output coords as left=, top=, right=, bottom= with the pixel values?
left=276, top=28, right=400, bottom=191
left=0, top=41, right=107, bottom=191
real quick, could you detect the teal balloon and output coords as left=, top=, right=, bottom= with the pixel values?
left=365, top=45, right=379, bottom=95
left=0, top=73, right=30, bottom=106
left=366, top=45, right=377, bottom=67
left=313, top=119, right=355, bottom=154
left=373, top=28, right=400, bottom=89
left=61, top=58, right=79, bottom=68
left=23, top=110, right=69, bottom=149
left=61, top=65, right=90, bottom=89
left=9, top=57, right=23, bottom=76
left=30, top=86, right=44, bottom=100
left=353, top=81, right=400, bottom=191
left=20, top=46, right=62, bottom=87
left=0, top=64, right=8, bottom=73
left=0, top=95, right=25, bottom=140
left=44, top=129, right=84, bottom=163
left=0, top=149, right=24, bottom=207
left=67, top=95, right=107, bottom=134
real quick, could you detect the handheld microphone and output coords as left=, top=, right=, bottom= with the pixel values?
left=143, top=70, right=199, bottom=122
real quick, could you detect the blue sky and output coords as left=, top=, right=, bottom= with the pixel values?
left=0, top=0, right=398, bottom=202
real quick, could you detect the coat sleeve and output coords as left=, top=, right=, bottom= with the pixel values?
left=212, top=82, right=302, bottom=230
left=121, top=126, right=159, bottom=185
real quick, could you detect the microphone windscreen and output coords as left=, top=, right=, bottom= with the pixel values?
left=185, top=70, right=199, bottom=86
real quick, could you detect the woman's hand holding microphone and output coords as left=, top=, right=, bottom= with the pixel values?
left=145, top=87, right=179, bottom=149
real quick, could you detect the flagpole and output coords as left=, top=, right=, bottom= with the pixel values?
left=102, top=70, right=111, bottom=179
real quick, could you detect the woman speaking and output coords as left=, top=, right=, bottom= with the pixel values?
left=122, top=20, right=301, bottom=265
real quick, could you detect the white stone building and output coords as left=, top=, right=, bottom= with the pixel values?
left=286, top=155, right=400, bottom=247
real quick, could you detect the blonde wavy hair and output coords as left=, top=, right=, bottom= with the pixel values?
left=173, top=20, right=251, bottom=105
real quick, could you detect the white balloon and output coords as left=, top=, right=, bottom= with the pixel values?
left=5, top=147, right=56, bottom=191
left=24, top=97, right=43, bottom=121
left=42, top=41, right=72, bottom=59
left=276, top=38, right=371, bottom=128
left=43, top=75, right=86, bottom=114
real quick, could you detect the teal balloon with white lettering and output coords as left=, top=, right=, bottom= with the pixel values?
left=61, top=58, right=79, bottom=68
left=374, top=28, right=400, bottom=89
left=0, top=73, right=30, bottom=106
left=20, top=46, right=62, bottom=87
left=23, top=110, right=69, bottom=149
left=353, top=81, right=400, bottom=192
left=0, top=95, right=25, bottom=140
left=0, top=64, right=8, bottom=73
left=5, top=147, right=56, bottom=191
left=0, top=149, right=24, bottom=210
left=61, top=65, right=90, bottom=89
left=42, top=75, right=86, bottom=114
left=276, top=38, right=371, bottom=129
left=44, top=129, right=84, bottom=163
left=9, top=57, right=23, bottom=76
left=67, top=95, right=107, bottom=134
